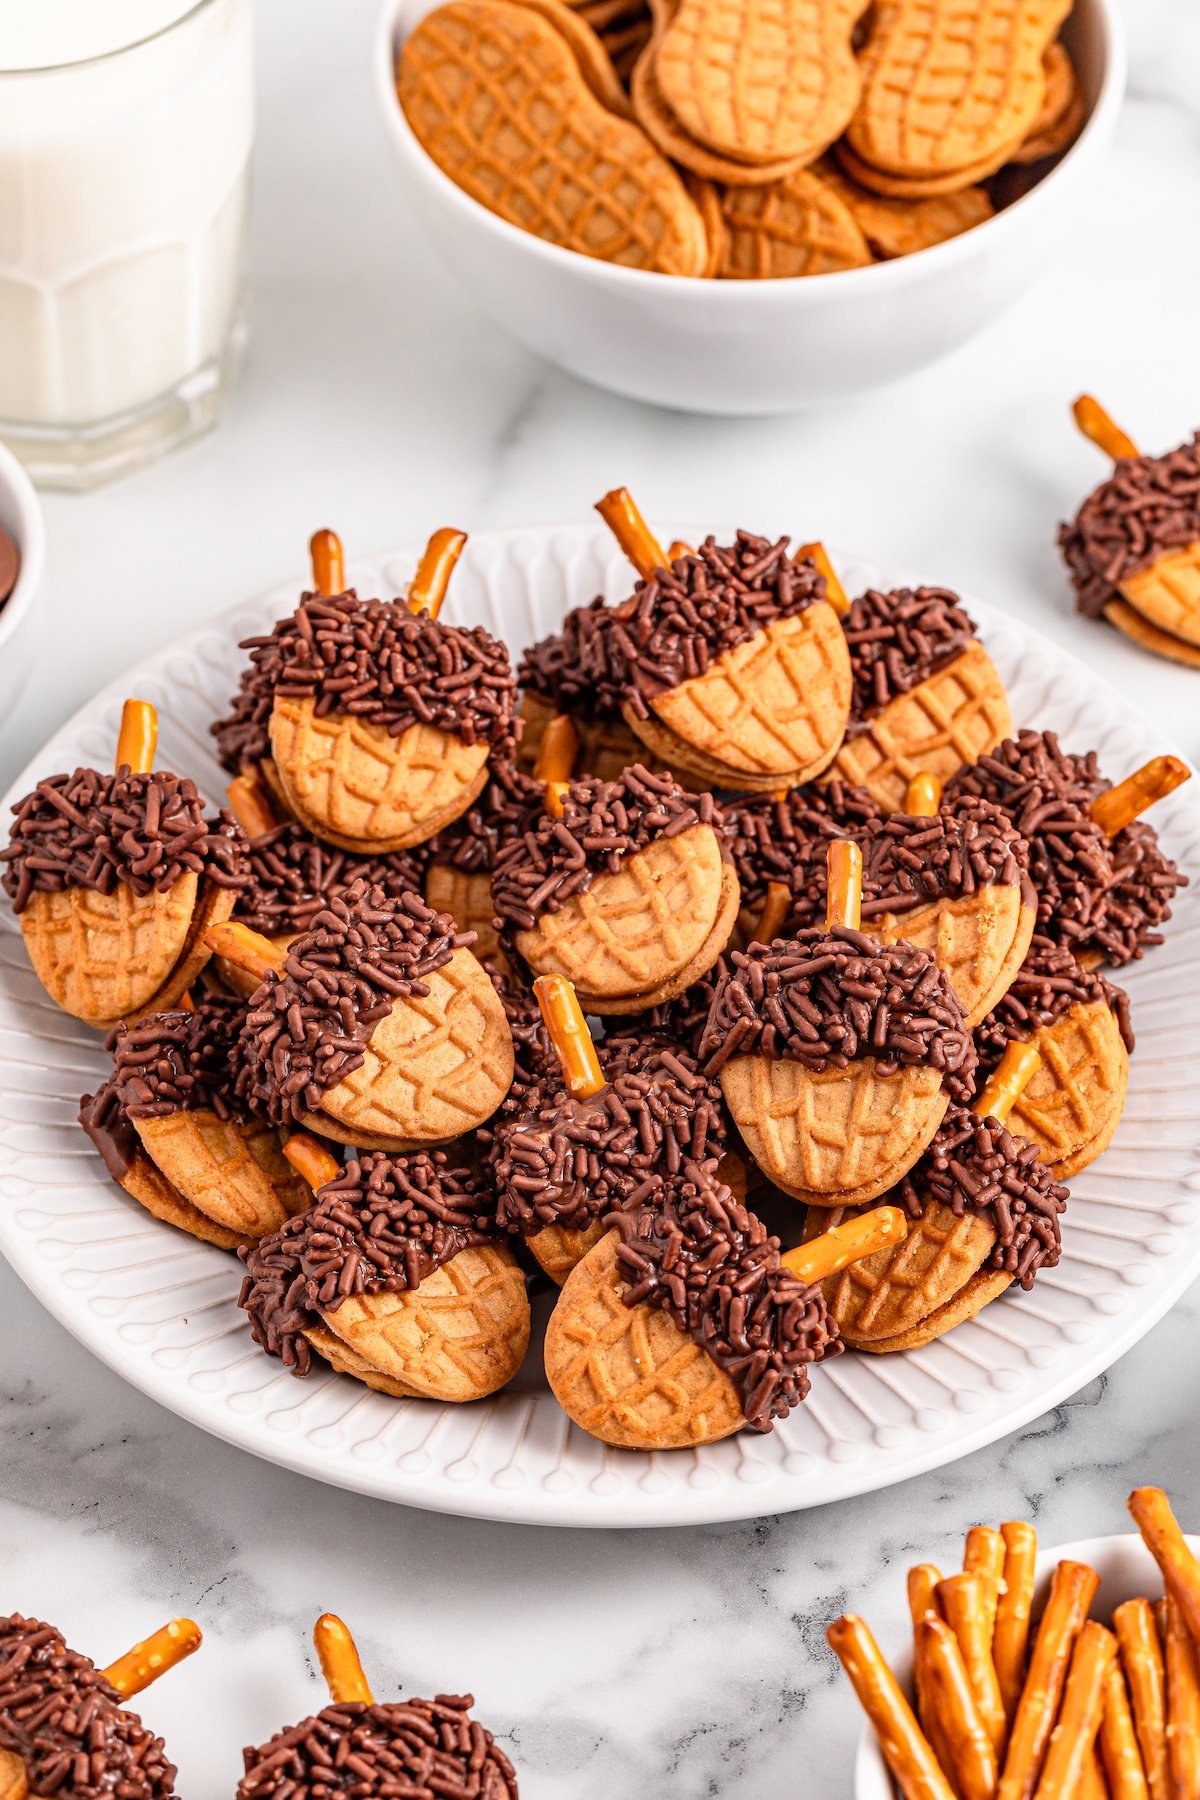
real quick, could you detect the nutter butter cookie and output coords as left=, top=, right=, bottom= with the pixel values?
left=491, top=764, right=737, bottom=1012
left=1, top=701, right=246, bottom=1029
left=829, top=585, right=1012, bottom=808
left=239, top=1148, right=530, bottom=1401
left=597, top=497, right=852, bottom=789
left=221, top=881, right=514, bottom=1152
left=79, top=991, right=309, bottom=1249
left=213, top=528, right=518, bottom=854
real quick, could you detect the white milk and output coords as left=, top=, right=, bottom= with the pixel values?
left=0, top=0, right=254, bottom=485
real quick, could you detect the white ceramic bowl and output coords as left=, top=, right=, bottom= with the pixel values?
left=855, top=1529, right=1200, bottom=1798
left=375, top=0, right=1125, bottom=415
left=0, top=439, right=45, bottom=729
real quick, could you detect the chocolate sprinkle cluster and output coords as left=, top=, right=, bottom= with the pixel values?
left=211, top=591, right=517, bottom=772
left=948, top=730, right=1186, bottom=964
left=236, top=881, right=472, bottom=1125
left=1060, top=435, right=1200, bottom=618
left=482, top=959, right=557, bottom=1099
left=628, top=961, right=728, bottom=1061
left=425, top=760, right=540, bottom=875
left=606, top=533, right=825, bottom=715
left=896, top=1105, right=1069, bottom=1288
left=698, top=927, right=977, bottom=1100
left=723, top=781, right=885, bottom=917
left=108, top=991, right=253, bottom=1121
left=1, top=768, right=247, bottom=913
left=238, top=1697, right=518, bottom=1800
left=237, top=820, right=430, bottom=938
left=492, top=764, right=723, bottom=930
left=517, top=595, right=626, bottom=719
left=488, top=1033, right=726, bottom=1235
left=78, top=1078, right=138, bottom=1183
left=607, top=1160, right=840, bottom=1430
left=238, top=1151, right=500, bottom=1373
left=975, top=935, right=1134, bottom=1074
left=842, top=587, right=977, bottom=725
left=0, top=1615, right=177, bottom=1800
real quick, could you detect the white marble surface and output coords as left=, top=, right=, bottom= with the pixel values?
left=3, top=0, right=1200, bottom=1793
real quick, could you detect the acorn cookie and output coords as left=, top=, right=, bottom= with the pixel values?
left=211, top=880, right=513, bottom=1150
left=0, top=700, right=246, bottom=1030
left=975, top=934, right=1134, bottom=1179
left=240, top=1142, right=530, bottom=1402
left=212, top=527, right=518, bottom=854
left=240, top=1614, right=518, bottom=1800
left=0, top=1613, right=201, bottom=1800
left=700, top=843, right=977, bottom=1207
left=724, top=778, right=885, bottom=945
left=816, top=1043, right=1069, bottom=1352
left=516, top=595, right=651, bottom=781
left=79, top=991, right=310, bottom=1250
left=830, top=585, right=1012, bottom=808
left=486, top=973, right=727, bottom=1282
left=544, top=1157, right=906, bottom=1448
left=491, top=763, right=737, bottom=1014
left=596, top=491, right=852, bottom=790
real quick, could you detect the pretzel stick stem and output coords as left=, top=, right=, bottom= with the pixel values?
left=203, top=920, right=288, bottom=982
left=666, top=540, right=693, bottom=562
left=226, top=772, right=279, bottom=839
left=796, top=541, right=850, bottom=618
left=101, top=1619, right=202, bottom=1698
left=309, top=529, right=344, bottom=598
left=1072, top=396, right=1140, bottom=463
left=995, top=1523, right=1038, bottom=1724
left=115, top=700, right=158, bottom=776
left=313, top=1614, right=373, bottom=1705
left=1128, top=1489, right=1200, bottom=1648
left=533, top=975, right=606, bottom=1100
left=938, top=1572, right=1007, bottom=1761
left=964, top=1527, right=1007, bottom=1644
left=1090, top=760, right=1191, bottom=839
left=407, top=527, right=467, bottom=619
left=998, top=1559, right=1100, bottom=1800
left=905, top=773, right=944, bottom=818
left=1099, top=1661, right=1150, bottom=1800
left=975, top=1042, right=1041, bottom=1126
left=1164, top=1593, right=1200, bottom=1800
left=826, top=839, right=863, bottom=932
left=1113, top=1599, right=1169, bottom=1800
left=533, top=714, right=580, bottom=788
left=283, top=1132, right=342, bottom=1193
left=752, top=881, right=792, bottom=947
left=918, top=1615, right=998, bottom=1800
left=780, top=1206, right=907, bottom=1284
left=908, top=1567, right=957, bottom=1780
left=595, top=488, right=666, bottom=581
left=1033, top=1622, right=1117, bottom=1800
left=826, top=1614, right=955, bottom=1800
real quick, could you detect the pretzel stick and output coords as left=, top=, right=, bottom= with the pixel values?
left=667, top=540, right=693, bottom=562
left=1034, top=1622, right=1118, bottom=1800
left=283, top=1132, right=341, bottom=1193
left=1072, top=396, right=1140, bottom=463
left=115, top=699, right=158, bottom=775
left=1084, top=1750, right=1113, bottom=1799
left=535, top=714, right=580, bottom=815
left=177, top=991, right=194, bottom=1012
left=752, top=881, right=792, bottom=947
left=905, top=773, right=944, bottom=818
left=995, top=1523, right=1038, bottom=1724
left=975, top=1042, right=1041, bottom=1126
left=965, top=1527, right=1007, bottom=1644
left=595, top=488, right=666, bottom=581
left=227, top=772, right=279, bottom=839
left=826, top=840, right=863, bottom=932
left=101, top=1619, right=202, bottom=1698
left=826, top=1614, right=955, bottom=1800
left=533, top=974, right=606, bottom=1100
left=998, top=1559, right=1100, bottom=1800
left=908, top=1566, right=958, bottom=1779
left=918, top=1615, right=998, bottom=1800
left=544, top=781, right=570, bottom=819
left=781, top=1207, right=907, bottom=1283
left=796, top=541, right=850, bottom=618
left=309, top=528, right=345, bottom=598
left=1164, top=1594, right=1200, bottom=1800
left=313, top=1614, right=373, bottom=1705
left=407, top=527, right=467, bottom=620
left=1113, top=1599, right=1169, bottom=1800
left=1089, top=760, right=1191, bottom=840
left=939, top=1572, right=1007, bottom=1761
left=203, top=920, right=287, bottom=983
left=1099, top=1661, right=1151, bottom=1800
left=1128, top=1490, right=1200, bottom=1648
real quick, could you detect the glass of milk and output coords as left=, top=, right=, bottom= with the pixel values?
left=0, top=0, right=254, bottom=489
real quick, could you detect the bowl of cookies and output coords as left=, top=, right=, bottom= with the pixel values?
left=0, top=437, right=45, bottom=729
left=375, top=0, right=1124, bottom=414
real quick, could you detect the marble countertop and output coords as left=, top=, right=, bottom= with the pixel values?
left=3, top=0, right=1200, bottom=1793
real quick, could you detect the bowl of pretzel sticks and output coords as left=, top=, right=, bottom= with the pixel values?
left=375, top=0, right=1124, bottom=412
left=842, top=1485, right=1200, bottom=1799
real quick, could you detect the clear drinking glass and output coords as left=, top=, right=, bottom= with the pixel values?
left=0, top=0, right=254, bottom=490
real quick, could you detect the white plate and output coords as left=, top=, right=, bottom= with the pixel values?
left=1, top=522, right=1198, bottom=1530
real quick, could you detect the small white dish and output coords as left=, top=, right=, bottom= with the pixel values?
left=855, top=1529, right=1200, bottom=1798
left=0, top=437, right=45, bottom=729
left=374, top=0, right=1125, bottom=415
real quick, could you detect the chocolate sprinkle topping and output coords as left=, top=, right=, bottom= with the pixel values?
left=607, top=1160, right=840, bottom=1430
left=236, top=820, right=430, bottom=939
left=211, top=590, right=517, bottom=773
left=425, top=761, right=540, bottom=876
left=236, top=881, right=472, bottom=1125
left=238, top=1696, right=517, bottom=1800
left=78, top=1077, right=138, bottom=1183
left=1061, top=436, right=1200, bottom=615
left=606, top=533, right=825, bottom=716
left=895, top=1104, right=1069, bottom=1288
left=516, top=596, right=625, bottom=719
left=109, top=991, right=254, bottom=1122
left=627, top=962, right=728, bottom=1062
left=491, top=765, right=723, bottom=931
left=975, top=934, right=1134, bottom=1073
left=842, top=587, right=977, bottom=725
left=238, top=1151, right=501, bottom=1374
left=1, top=769, right=247, bottom=914
left=482, top=960, right=557, bottom=1100
left=0, top=1615, right=177, bottom=1800
left=723, top=781, right=885, bottom=918
left=698, top=927, right=976, bottom=1100
left=487, top=1033, right=727, bottom=1235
